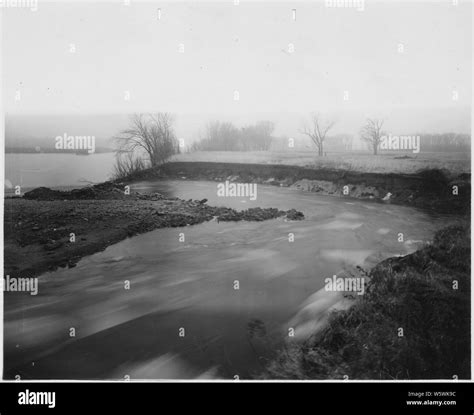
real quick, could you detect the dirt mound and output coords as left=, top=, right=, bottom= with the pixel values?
left=23, top=183, right=163, bottom=201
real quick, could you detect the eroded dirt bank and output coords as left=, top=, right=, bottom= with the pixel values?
left=4, top=182, right=303, bottom=278
left=122, top=162, right=470, bottom=214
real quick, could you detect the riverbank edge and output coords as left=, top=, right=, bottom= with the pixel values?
left=5, top=165, right=470, bottom=379
left=4, top=183, right=303, bottom=278
left=260, top=222, right=470, bottom=380
left=118, top=161, right=470, bottom=214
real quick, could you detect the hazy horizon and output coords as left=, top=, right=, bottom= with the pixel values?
left=4, top=1, right=471, bottom=146
left=5, top=107, right=471, bottom=150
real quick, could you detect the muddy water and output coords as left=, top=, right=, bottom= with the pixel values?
left=4, top=180, right=454, bottom=380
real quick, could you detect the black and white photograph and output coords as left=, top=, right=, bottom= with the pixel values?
left=1, top=0, right=471, bottom=388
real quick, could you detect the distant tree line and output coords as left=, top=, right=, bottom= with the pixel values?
left=358, top=118, right=470, bottom=155
left=112, top=112, right=471, bottom=180
left=417, top=133, right=470, bottom=152
left=5, top=147, right=116, bottom=155
left=191, top=120, right=275, bottom=151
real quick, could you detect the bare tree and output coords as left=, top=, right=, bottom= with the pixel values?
left=114, top=113, right=178, bottom=167
left=360, top=118, right=385, bottom=155
left=300, top=113, right=335, bottom=156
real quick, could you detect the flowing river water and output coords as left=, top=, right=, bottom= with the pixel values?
left=4, top=180, right=455, bottom=380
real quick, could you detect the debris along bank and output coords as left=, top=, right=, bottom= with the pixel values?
left=5, top=181, right=304, bottom=278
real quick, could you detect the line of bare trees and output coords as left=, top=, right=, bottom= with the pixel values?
left=113, top=114, right=275, bottom=180
left=357, top=119, right=470, bottom=154
left=416, top=133, right=470, bottom=152
left=300, top=113, right=386, bottom=156
left=192, top=120, right=275, bottom=151
left=113, top=112, right=469, bottom=179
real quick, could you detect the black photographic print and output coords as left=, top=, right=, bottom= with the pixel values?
left=1, top=0, right=471, bottom=387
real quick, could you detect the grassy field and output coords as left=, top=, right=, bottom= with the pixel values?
left=173, top=151, right=470, bottom=175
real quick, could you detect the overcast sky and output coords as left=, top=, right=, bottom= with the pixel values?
left=3, top=0, right=472, bottom=138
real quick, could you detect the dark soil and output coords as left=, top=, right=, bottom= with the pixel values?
left=117, top=162, right=470, bottom=214
left=5, top=183, right=304, bottom=278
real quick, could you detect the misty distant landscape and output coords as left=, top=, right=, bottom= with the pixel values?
left=3, top=1, right=471, bottom=381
